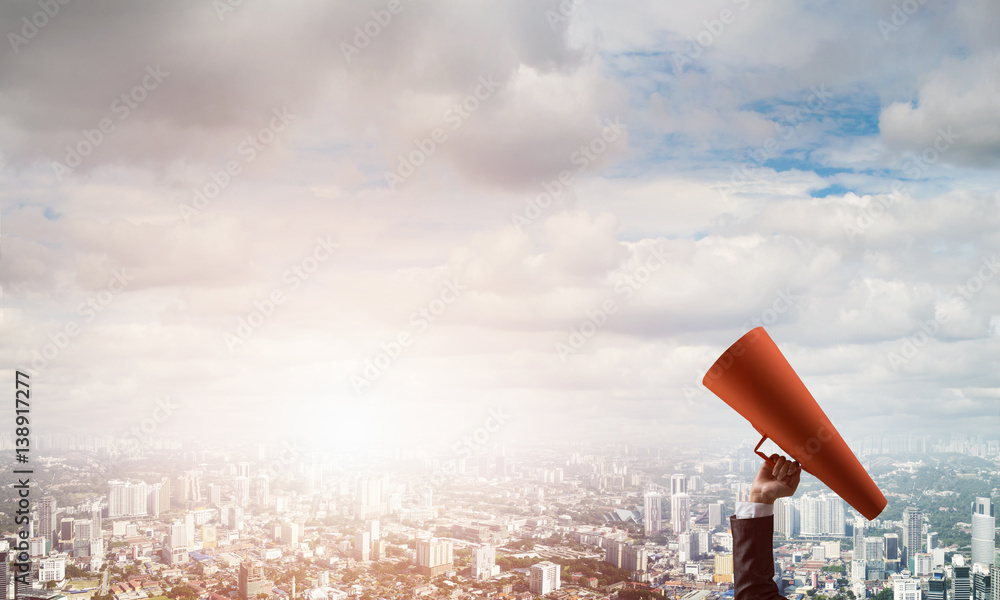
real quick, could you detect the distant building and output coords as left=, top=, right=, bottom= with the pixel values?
left=678, top=532, right=699, bottom=563
left=354, top=531, right=371, bottom=562
left=927, top=570, right=948, bottom=600
left=891, top=571, right=920, bottom=600
left=775, top=497, right=800, bottom=538
left=709, top=500, right=727, bottom=529
left=971, top=566, right=990, bottom=600
left=643, top=492, right=662, bottom=536
left=954, top=564, right=972, bottom=600
left=281, top=521, right=299, bottom=547
left=0, top=551, right=8, bottom=600
left=971, top=498, right=995, bottom=568
left=529, top=561, right=561, bottom=595
left=416, top=539, right=453, bottom=577
left=671, top=493, right=690, bottom=534
left=902, top=507, right=922, bottom=568
left=471, top=544, right=499, bottom=580
left=715, top=553, right=734, bottom=578
left=238, top=561, right=264, bottom=600
left=38, top=497, right=57, bottom=544
left=670, top=474, right=686, bottom=496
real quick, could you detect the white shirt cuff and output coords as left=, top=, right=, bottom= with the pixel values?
left=734, top=501, right=774, bottom=519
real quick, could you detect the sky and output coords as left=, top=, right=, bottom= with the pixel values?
left=1, top=0, right=998, bottom=455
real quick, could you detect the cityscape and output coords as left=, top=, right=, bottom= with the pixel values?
left=0, top=433, right=996, bottom=600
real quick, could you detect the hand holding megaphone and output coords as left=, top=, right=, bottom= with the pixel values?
left=750, top=454, right=800, bottom=504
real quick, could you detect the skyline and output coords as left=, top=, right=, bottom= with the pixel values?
left=1, top=1, right=999, bottom=449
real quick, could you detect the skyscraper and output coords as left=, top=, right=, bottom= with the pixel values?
left=238, top=561, right=264, bottom=600
left=854, top=516, right=867, bottom=554
left=927, top=570, right=947, bottom=600
left=709, top=500, right=727, bottom=529
left=643, top=492, right=662, bottom=536
left=775, top=497, right=800, bottom=538
left=254, top=475, right=269, bottom=507
left=954, top=564, right=971, bottom=600
left=529, top=561, right=561, bottom=595
left=670, top=474, right=687, bottom=496
left=891, top=571, right=921, bottom=600
left=472, top=544, right=498, bottom=580
left=902, top=507, right=923, bottom=568
left=416, top=539, right=453, bottom=577
left=39, top=497, right=57, bottom=544
left=0, top=551, right=8, bottom=600
left=885, top=533, right=900, bottom=572
left=671, top=493, right=690, bottom=534
left=972, top=566, right=990, bottom=600
left=235, top=476, right=250, bottom=509
left=354, top=531, right=370, bottom=562
left=971, top=498, right=995, bottom=567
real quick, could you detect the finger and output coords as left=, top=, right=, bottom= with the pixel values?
left=777, top=459, right=792, bottom=481
left=771, top=455, right=786, bottom=477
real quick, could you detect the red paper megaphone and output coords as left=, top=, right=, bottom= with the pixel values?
left=702, top=327, right=886, bottom=520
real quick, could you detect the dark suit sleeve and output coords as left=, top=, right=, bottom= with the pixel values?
left=731, top=515, right=784, bottom=600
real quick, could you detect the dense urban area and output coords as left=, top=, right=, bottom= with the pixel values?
left=0, top=433, right=997, bottom=600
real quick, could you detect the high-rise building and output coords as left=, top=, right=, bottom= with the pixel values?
left=108, top=481, right=150, bottom=517
left=775, top=498, right=800, bottom=538
left=928, top=532, right=939, bottom=551
left=472, top=544, right=499, bottom=580
left=605, top=540, right=624, bottom=569
left=416, top=539, right=453, bottom=577
left=209, top=484, right=222, bottom=506
left=235, top=476, right=250, bottom=509
left=885, top=533, right=900, bottom=573
left=0, top=551, right=8, bottom=600
left=866, top=537, right=886, bottom=561
left=254, top=476, right=270, bottom=507
left=678, top=532, right=699, bottom=563
left=238, top=561, right=264, bottom=600
left=891, top=571, right=921, bottom=600
left=622, top=544, right=648, bottom=575
left=529, top=561, right=561, bottom=595
left=990, top=563, right=999, bottom=600
left=915, top=553, right=934, bottom=576
left=902, top=507, right=923, bottom=568
left=709, top=501, right=727, bottom=529
left=800, top=496, right=845, bottom=536
left=39, top=497, right=57, bottom=544
left=356, top=477, right=384, bottom=519
left=281, top=522, right=299, bottom=547
left=671, top=493, right=690, bottom=534
left=971, top=566, right=990, bottom=600
left=643, top=492, right=662, bottom=536
left=854, top=516, right=867, bottom=554
left=954, top=565, right=972, bottom=600
left=354, top=531, right=371, bottom=562
left=972, top=498, right=995, bottom=568
left=58, top=518, right=75, bottom=552
left=927, top=570, right=948, bottom=600
left=366, top=520, right=379, bottom=542
left=670, top=474, right=687, bottom=496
